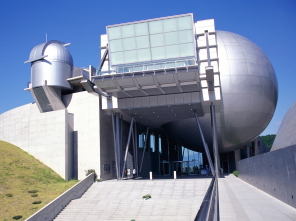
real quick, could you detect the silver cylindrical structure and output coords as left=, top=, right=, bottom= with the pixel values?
left=28, top=40, right=73, bottom=90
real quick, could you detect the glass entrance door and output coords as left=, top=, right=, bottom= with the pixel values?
left=160, top=162, right=170, bottom=176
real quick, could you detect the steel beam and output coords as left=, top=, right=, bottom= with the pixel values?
left=211, top=103, right=220, bottom=178
left=193, top=111, right=216, bottom=177
left=111, top=111, right=119, bottom=180
left=121, top=116, right=134, bottom=180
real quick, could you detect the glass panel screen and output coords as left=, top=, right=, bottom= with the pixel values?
left=135, top=22, right=149, bottom=36
left=108, top=26, right=121, bottom=40
left=107, top=14, right=195, bottom=66
left=149, top=20, right=163, bottom=34
left=123, top=38, right=136, bottom=50
left=111, top=52, right=124, bottom=65
left=137, top=48, right=151, bottom=62
left=164, top=32, right=178, bottom=45
left=150, top=34, right=164, bottom=47
left=151, top=47, right=165, bottom=60
left=124, top=50, right=137, bottom=63
left=136, top=36, right=150, bottom=49
left=122, top=24, right=135, bottom=38
left=109, top=39, right=123, bottom=52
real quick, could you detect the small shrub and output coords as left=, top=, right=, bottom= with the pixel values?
left=12, top=215, right=22, bottom=220
left=32, top=201, right=42, bottom=204
left=28, top=190, right=38, bottom=193
left=95, top=179, right=102, bottom=182
left=233, top=170, right=238, bottom=177
left=31, top=194, right=38, bottom=197
left=142, top=194, right=151, bottom=199
left=5, top=193, right=13, bottom=197
left=85, top=169, right=97, bottom=182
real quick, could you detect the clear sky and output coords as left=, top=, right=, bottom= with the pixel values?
left=0, top=0, right=295, bottom=135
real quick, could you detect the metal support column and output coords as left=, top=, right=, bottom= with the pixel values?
left=134, top=123, right=139, bottom=177
left=111, top=112, right=120, bottom=180
left=139, top=127, right=149, bottom=175
left=193, top=111, right=215, bottom=177
left=131, top=121, right=137, bottom=177
left=121, top=116, right=134, bottom=180
left=210, top=103, right=220, bottom=178
left=115, top=113, right=121, bottom=180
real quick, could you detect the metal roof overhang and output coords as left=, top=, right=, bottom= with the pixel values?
left=92, top=65, right=208, bottom=127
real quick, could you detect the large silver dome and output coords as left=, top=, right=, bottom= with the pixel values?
left=162, top=31, right=278, bottom=153
left=27, top=40, right=73, bottom=90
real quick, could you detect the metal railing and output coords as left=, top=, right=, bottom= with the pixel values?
left=195, top=177, right=219, bottom=221
left=96, top=58, right=197, bottom=76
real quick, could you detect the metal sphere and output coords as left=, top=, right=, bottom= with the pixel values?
left=162, top=31, right=278, bottom=153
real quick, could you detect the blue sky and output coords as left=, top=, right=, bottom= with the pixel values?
left=0, top=0, right=295, bottom=135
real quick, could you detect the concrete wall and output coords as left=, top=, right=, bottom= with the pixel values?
left=25, top=173, right=94, bottom=221
left=237, top=145, right=296, bottom=208
left=272, top=102, right=296, bottom=151
left=0, top=103, right=72, bottom=180
left=99, top=98, right=115, bottom=180
left=63, top=91, right=102, bottom=180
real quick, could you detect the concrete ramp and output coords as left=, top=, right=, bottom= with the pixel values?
left=54, top=178, right=212, bottom=221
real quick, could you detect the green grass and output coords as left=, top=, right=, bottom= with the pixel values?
left=233, top=170, right=238, bottom=177
left=0, top=140, right=79, bottom=220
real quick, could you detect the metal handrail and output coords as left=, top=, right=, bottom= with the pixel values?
left=195, top=177, right=219, bottom=221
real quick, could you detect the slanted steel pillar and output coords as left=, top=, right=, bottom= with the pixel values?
left=193, top=112, right=215, bottom=177
left=121, top=116, right=134, bottom=180
left=111, top=112, right=120, bottom=180
left=134, top=123, right=139, bottom=177
left=140, top=127, right=149, bottom=175
left=210, top=103, right=220, bottom=178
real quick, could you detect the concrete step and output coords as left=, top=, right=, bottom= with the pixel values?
left=54, top=178, right=211, bottom=221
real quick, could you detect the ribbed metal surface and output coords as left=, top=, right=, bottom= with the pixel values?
left=162, top=31, right=278, bottom=153
left=29, top=40, right=73, bottom=89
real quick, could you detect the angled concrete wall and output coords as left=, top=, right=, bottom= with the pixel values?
left=238, top=145, right=296, bottom=208
left=272, top=102, right=296, bottom=151
left=25, top=173, right=94, bottom=221
left=0, top=91, right=116, bottom=181
left=0, top=104, right=72, bottom=180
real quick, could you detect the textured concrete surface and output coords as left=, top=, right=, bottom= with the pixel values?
left=238, top=145, right=296, bottom=209
left=54, top=178, right=212, bottom=221
left=26, top=174, right=94, bottom=221
left=219, top=174, right=296, bottom=221
left=272, top=102, right=296, bottom=151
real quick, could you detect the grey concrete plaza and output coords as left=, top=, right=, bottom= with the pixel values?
left=54, top=178, right=212, bottom=221
left=219, top=174, right=296, bottom=221
left=54, top=175, right=296, bottom=220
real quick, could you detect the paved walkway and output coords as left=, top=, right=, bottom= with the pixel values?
left=219, top=174, right=296, bottom=221
left=54, top=178, right=212, bottom=221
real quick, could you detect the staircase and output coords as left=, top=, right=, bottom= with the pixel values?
left=54, top=178, right=211, bottom=221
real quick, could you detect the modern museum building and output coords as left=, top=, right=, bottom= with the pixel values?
left=0, top=13, right=278, bottom=181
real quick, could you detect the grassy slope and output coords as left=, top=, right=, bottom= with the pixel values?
left=0, top=141, right=79, bottom=221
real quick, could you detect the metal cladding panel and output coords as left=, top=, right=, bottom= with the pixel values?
left=29, top=41, right=73, bottom=90
left=162, top=30, right=278, bottom=152
left=31, top=61, right=72, bottom=89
